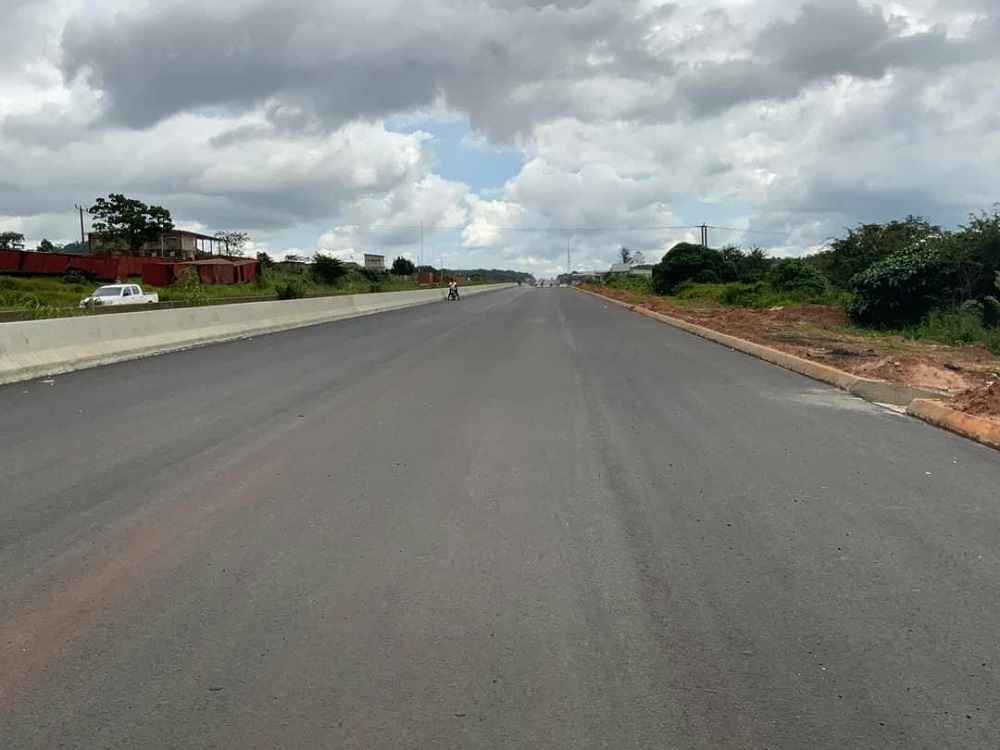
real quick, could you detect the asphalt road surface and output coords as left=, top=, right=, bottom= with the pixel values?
left=3, top=287, right=1000, bottom=749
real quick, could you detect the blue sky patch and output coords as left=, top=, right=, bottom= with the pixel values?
left=390, top=118, right=523, bottom=192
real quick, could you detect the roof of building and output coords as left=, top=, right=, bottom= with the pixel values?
left=88, top=229, right=221, bottom=242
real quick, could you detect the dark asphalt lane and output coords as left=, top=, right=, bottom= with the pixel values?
left=2, top=287, right=1000, bottom=749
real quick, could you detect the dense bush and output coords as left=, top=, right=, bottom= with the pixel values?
left=62, top=270, right=90, bottom=285
left=276, top=280, right=306, bottom=300
left=948, top=209, right=1000, bottom=299
left=312, top=253, right=348, bottom=285
left=673, top=281, right=847, bottom=308
left=720, top=282, right=769, bottom=307
left=769, top=258, right=829, bottom=295
left=391, top=256, right=416, bottom=275
left=605, top=274, right=653, bottom=292
left=846, top=209, right=1000, bottom=328
left=903, top=308, right=1000, bottom=353
left=692, top=268, right=720, bottom=284
left=811, top=216, right=943, bottom=289
left=984, top=293, right=1000, bottom=327
left=846, top=242, right=954, bottom=326
left=672, top=281, right=722, bottom=300
left=720, top=245, right=772, bottom=283
left=360, top=268, right=390, bottom=283
left=651, top=243, right=724, bottom=294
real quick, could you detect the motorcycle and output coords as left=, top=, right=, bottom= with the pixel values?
left=446, top=286, right=460, bottom=301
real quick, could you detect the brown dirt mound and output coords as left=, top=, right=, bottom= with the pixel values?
left=950, top=382, right=1000, bottom=419
left=858, top=355, right=976, bottom=392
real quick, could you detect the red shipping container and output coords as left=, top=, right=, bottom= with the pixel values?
left=67, top=255, right=126, bottom=282
left=0, top=250, right=22, bottom=272
left=234, top=260, right=260, bottom=283
left=142, top=263, right=173, bottom=287
left=21, top=252, right=70, bottom=274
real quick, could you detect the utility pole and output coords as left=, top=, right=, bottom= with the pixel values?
left=74, top=204, right=85, bottom=244
left=420, top=220, right=424, bottom=269
left=566, top=237, right=571, bottom=276
left=700, top=224, right=708, bottom=247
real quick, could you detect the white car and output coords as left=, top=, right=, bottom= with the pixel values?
left=80, top=284, right=159, bottom=308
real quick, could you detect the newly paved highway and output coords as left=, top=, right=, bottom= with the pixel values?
left=3, top=287, right=1000, bottom=748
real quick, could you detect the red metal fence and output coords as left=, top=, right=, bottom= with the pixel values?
left=0, top=251, right=259, bottom=285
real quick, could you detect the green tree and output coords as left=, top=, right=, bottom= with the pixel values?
left=651, top=242, right=724, bottom=294
left=742, top=247, right=772, bottom=282
left=718, top=244, right=744, bottom=282
left=769, top=258, right=829, bottom=295
left=391, top=256, right=416, bottom=275
left=847, top=242, right=955, bottom=327
left=37, top=238, right=59, bottom=253
left=312, top=253, right=348, bottom=285
left=88, top=193, right=174, bottom=254
left=62, top=241, right=87, bottom=254
left=819, top=216, right=943, bottom=289
left=0, top=231, right=25, bottom=251
left=214, top=230, right=250, bottom=257
left=946, top=206, right=1000, bottom=300
left=256, top=251, right=275, bottom=268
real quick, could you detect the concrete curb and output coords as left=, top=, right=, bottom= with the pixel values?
left=0, top=284, right=515, bottom=385
left=580, top=287, right=1000, bottom=451
left=906, top=399, right=1000, bottom=450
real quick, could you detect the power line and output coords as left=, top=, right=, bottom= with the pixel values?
left=320, top=223, right=695, bottom=233
left=317, top=221, right=835, bottom=247
left=705, top=225, right=833, bottom=244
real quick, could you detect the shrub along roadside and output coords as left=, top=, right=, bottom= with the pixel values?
left=605, top=274, right=653, bottom=293
left=638, top=206, right=1000, bottom=351
left=671, top=281, right=848, bottom=309
left=902, top=308, right=1000, bottom=354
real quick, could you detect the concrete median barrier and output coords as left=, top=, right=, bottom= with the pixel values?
left=0, top=284, right=513, bottom=385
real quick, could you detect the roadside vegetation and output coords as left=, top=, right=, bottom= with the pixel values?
left=0, top=252, right=515, bottom=319
left=591, top=209, right=1000, bottom=355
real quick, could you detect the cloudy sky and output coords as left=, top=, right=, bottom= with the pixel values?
left=2, top=0, right=998, bottom=276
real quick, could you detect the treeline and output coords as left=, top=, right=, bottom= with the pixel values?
left=442, top=268, right=535, bottom=283
left=638, top=209, right=1000, bottom=336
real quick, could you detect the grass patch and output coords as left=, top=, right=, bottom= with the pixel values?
left=604, top=275, right=654, bottom=293
left=672, top=281, right=850, bottom=309
left=0, top=276, right=90, bottom=317
left=901, top=310, right=1000, bottom=354
left=0, top=267, right=434, bottom=318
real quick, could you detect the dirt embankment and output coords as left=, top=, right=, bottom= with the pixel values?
left=586, top=285, right=1000, bottom=423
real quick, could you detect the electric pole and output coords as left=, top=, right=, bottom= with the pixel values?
left=74, top=204, right=86, bottom=244
left=700, top=224, right=708, bottom=247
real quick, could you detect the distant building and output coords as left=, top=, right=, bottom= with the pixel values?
left=630, top=264, right=654, bottom=278
left=88, top=230, right=225, bottom=260
left=364, top=253, right=386, bottom=271
left=566, top=270, right=607, bottom=283
left=609, top=263, right=632, bottom=275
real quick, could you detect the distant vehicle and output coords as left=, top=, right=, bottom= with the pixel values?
left=80, top=284, right=159, bottom=308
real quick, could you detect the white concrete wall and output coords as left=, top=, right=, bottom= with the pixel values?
left=0, top=284, right=514, bottom=384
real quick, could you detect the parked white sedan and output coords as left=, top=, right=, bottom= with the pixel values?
left=79, top=284, right=160, bottom=308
